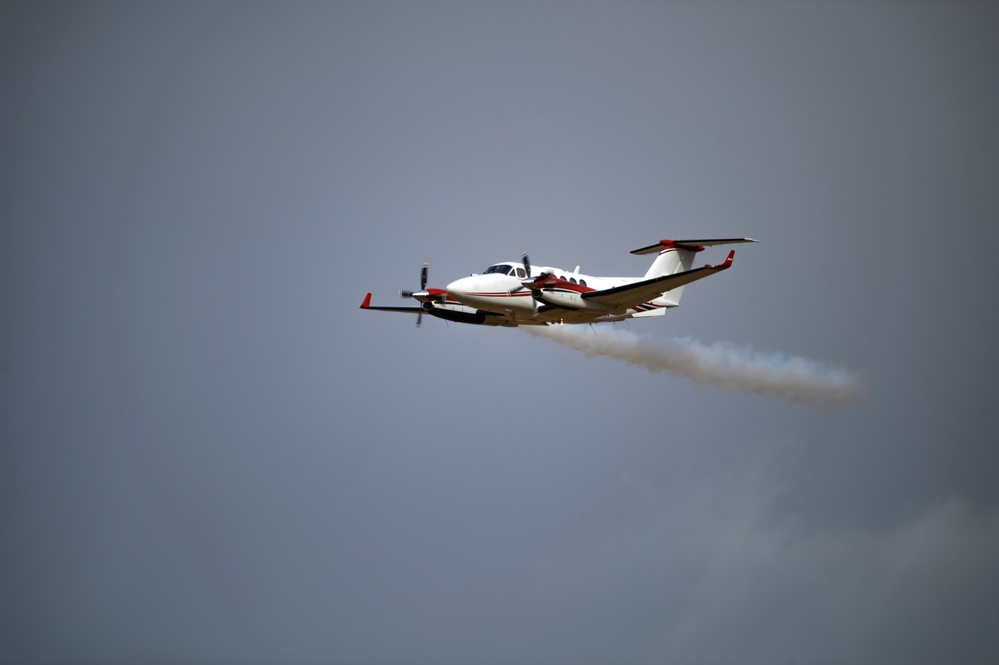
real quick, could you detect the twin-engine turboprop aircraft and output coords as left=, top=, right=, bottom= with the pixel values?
left=360, top=238, right=756, bottom=327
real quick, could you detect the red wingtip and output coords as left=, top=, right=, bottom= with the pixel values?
left=708, top=251, right=736, bottom=270
left=360, top=293, right=372, bottom=308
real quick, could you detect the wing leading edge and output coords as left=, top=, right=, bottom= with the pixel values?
left=582, top=250, right=736, bottom=309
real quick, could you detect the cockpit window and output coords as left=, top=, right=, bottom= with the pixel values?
left=484, top=264, right=513, bottom=275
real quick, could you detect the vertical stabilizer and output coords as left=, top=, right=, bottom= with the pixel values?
left=643, top=247, right=696, bottom=304
left=643, top=247, right=697, bottom=279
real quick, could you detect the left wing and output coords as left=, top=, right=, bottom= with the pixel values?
left=582, top=250, right=735, bottom=309
left=359, top=292, right=423, bottom=314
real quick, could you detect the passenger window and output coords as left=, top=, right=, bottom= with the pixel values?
left=516, top=268, right=526, bottom=278
left=579, top=279, right=587, bottom=287
left=570, top=277, right=577, bottom=284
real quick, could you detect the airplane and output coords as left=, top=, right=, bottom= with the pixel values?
left=360, top=238, right=756, bottom=327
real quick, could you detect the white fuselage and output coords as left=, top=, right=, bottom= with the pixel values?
left=445, top=262, right=670, bottom=325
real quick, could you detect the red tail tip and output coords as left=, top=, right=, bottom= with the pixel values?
left=360, top=293, right=372, bottom=308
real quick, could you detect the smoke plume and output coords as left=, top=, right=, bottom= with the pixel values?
left=525, top=326, right=862, bottom=405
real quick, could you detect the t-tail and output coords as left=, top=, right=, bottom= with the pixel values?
left=630, top=238, right=757, bottom=307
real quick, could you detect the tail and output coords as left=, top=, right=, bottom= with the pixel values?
left=631, top=238, right=757, bottom=305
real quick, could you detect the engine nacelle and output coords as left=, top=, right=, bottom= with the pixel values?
left=536, top=290, right=614, bottom=312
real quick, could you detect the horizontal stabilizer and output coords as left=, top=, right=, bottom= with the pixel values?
left=631, top=238, right=757, bottom=255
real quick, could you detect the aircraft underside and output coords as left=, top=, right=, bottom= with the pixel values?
left=417, top=296, right=665, bottom=327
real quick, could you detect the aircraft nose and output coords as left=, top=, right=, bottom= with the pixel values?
left=446, top=276, right=473, bottom=300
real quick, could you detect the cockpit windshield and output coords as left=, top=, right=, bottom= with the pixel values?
left=483, top=264, right=513, bottom=275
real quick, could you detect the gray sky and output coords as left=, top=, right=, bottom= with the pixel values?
left=3, top=2, right=998, bottom=664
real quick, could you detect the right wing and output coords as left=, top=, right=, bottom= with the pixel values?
left=582, top=250, right=736, bottom=310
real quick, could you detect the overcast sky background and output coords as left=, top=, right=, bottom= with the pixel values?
left=3, top=2, right=999, bottom=664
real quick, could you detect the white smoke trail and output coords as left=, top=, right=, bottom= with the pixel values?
left=524, top=326, right=862, bottom=406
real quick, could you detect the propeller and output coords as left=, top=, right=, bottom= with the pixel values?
left=521, top=252, right=539, bottom=291
left=400, top=263, right=429, bottom=299
left=400, top=263, right=430, bottom=327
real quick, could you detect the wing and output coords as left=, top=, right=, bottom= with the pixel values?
left=582, top=250, right=736, bottom=309
left=359, top=292, right=423, bottom=314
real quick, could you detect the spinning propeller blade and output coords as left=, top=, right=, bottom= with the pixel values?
left=521, top=252, right=540, bottom=291
left=400, top=263, right=430, bottom=299
left=399, top=263, right=431, bottom=327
